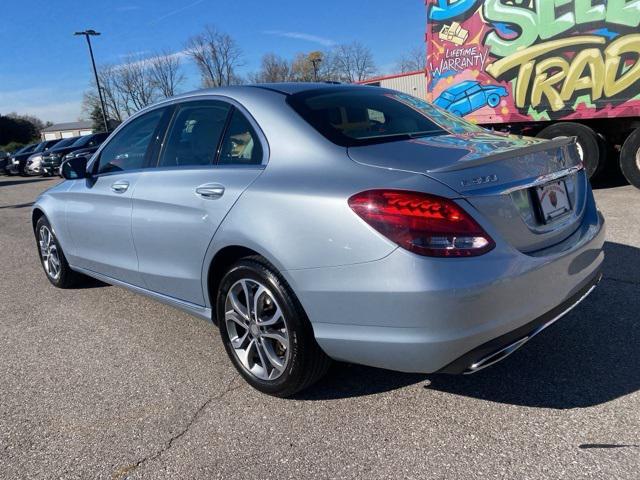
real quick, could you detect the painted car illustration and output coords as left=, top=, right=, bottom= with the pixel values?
left=434, top=80, right=508, bottom=117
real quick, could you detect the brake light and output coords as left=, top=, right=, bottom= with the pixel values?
left=348, top=190, right=495, bottom=257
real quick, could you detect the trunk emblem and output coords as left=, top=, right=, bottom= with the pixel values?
left=461, top=174, right=498, bottom=188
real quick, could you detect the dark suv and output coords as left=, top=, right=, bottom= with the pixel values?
left=41, top=132, right=109, bottom=176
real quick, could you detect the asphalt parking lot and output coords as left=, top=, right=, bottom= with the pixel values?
left=0, top=175, right=638, bottom=479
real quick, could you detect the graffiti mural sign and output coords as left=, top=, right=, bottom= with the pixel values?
left=426, top=0, right=640, bottom=124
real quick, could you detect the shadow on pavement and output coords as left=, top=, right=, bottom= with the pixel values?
left=72, top=277, right=110, bottom=289
left=0, top=202, right=34, bottom=209
left=591, top=156, right=629, bottom=190
left=300, top=242, right=640, bottom=409
left=0, top=178, right=55, bottom=188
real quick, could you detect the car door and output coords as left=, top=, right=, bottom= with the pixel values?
left=64, top=107, right=170, bottom=285
left=131, top=99, right=266, bottom=305
left=466, top=84, right=486, bottom=111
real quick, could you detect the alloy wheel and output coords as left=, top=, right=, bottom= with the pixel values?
left=39, top=225, right=61, bottom=280
left=224, top=278, right=290, bottom=381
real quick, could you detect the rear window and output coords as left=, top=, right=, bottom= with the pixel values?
left=286, top=88, right=482, bottom=147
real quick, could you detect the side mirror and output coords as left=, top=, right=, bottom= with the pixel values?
left=61, top=156, right=89, bottom=180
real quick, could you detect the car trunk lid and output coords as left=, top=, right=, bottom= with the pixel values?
left=347, top=132, right=587, bottom=253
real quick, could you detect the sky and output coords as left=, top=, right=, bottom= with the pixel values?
left=0, top=0, right=426, bottom=123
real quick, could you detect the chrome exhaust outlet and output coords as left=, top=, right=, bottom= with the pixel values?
left=463, top=280, right=600, bottom=375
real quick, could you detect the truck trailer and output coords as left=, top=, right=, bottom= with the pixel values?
left=425, top=0, right=640, bottom=189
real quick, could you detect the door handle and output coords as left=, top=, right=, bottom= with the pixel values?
left=111, top=181, right=130, bottom=193
left=195, top=184, right=225, bottom=199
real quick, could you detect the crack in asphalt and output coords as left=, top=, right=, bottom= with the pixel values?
left=112, top=376, right=243, bottom=480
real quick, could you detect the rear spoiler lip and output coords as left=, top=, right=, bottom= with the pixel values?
left=427, top=136, right=578, bottom=173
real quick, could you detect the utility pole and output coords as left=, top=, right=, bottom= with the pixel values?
left=75, top=29, right=109, bottom=132
left=310, top=57, right=322, bottom=82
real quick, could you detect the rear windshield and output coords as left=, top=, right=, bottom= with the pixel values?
left=286, top=88, right=483, bottom=147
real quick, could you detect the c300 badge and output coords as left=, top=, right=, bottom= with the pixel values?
left=461, top=174, right=498, bottom=188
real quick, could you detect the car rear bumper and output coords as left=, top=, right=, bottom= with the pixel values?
left=437, top=270, right=601, bottom=374
left=285, top=198, right=605, bottom=374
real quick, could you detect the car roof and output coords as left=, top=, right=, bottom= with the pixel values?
left=446, top=80, right=480, bottom=95
left=165, top=82, right=369, bottom=102
left=124, top=83, right=395, bottom=126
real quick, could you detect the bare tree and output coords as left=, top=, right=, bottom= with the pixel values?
left=395, top=45, right=426, bottom=73
left=117, top=54, right=157, bottom=111
left=332, top=41, right=377, bottom=83
left=149, top=50, right=185, bottom=98
left=82, top=64, right=125, bottom=123
left=186, top=26, right=243, bottom=87
left=290, top=52, right=317, bottom=82
left=100, top=64, right=127, bottom=120
left=250, top=53, right=292, bottom=83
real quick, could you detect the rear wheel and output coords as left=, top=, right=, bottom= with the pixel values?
left=537, top=122, right=604, bottom=179
left=216, top=257, right=331, bottom=397
left=487, top=93, right=501, bottom=108
left=35, top=216, right=84, bottom=288
left=620, top=127, right=640, bottom=189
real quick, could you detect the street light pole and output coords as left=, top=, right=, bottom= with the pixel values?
left=74, top=29, right=109, bottom=132
left=310, top=58, right=322, bottom=82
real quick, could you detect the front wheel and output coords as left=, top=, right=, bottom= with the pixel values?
left=487, top=93, right=501, bottom=108
left=35, top=216, right=85, bottom=288
left=216, top=257, right=331, bottom=397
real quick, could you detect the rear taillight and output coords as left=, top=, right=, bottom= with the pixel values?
left=348, top=190, right=495, bottom=257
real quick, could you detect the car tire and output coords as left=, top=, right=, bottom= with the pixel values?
left=620, top=127, right=640, bottom=190
left=487, top=93, right=501, bottom=108
left=536, top=122, right=604, bottom=179
left=216, top=256, right=331, bottom=397
left=35, top=216, right=85, bottom=288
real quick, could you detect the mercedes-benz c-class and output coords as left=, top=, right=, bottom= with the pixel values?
left=33, top=84, right=605, bottom=396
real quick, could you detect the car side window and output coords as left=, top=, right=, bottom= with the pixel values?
left=218, top=109, right=263, bottom=166
left=96, top=108, right=165, bottom=175
left=159, top=101, right=231, bottom=167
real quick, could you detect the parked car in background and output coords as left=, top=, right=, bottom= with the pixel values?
left=40, top=137, right=79, bottom=176
left=25, top=149, right=52, bottom=176
left=33, top=84, right=604, bottom=397
left=7, top=141, right=59, bottom=175
left=6, top=143, right=37, bottom=174
left=41, top=132, right=109, bottom=177
left=0, top=151, right=9, bottom=175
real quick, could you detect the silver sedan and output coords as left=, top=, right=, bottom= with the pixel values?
left=32, top=84, right=605, bottom=396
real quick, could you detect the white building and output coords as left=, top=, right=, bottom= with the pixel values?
left=358, top=70, right=428, bottom=99
left=41, top=121, right=93, bottom=140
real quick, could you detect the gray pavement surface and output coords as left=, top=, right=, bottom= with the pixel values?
left=0, top=175, right=638, bottom=479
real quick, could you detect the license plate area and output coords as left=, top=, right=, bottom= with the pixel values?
left=534, top=179, right=572, bottom=224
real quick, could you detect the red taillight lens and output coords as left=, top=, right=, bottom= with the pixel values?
left=348, top=190, right=495, bottom=257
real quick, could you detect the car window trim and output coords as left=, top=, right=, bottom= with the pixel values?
left=215, top=106, right=265, bottom=167
left=215, top=105, right=235, bottom=164
left=154, top=100, right=233, bottom=169
left=147, top=104, right=177, bottom=169
left=91, top=106, right=171, bottom=177
left=88, top=94, right=269, bottom=175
